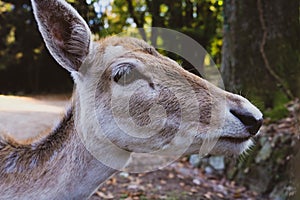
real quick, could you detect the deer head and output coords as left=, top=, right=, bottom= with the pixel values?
left=31, top=0, right=263, bottom=170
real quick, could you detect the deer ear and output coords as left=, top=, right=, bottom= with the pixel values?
left=31, top=0, right=91, bottom=72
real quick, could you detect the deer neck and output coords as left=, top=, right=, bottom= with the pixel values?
left=0, top=105, right=117, bottom=199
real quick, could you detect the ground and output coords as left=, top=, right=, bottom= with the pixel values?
left=0, top=95, right=269, bottom=200
left=0, top=95, right=68, bottom=140
left=91, top=159, right=262, bottom=200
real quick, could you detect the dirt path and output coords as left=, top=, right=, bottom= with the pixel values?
left=0, top=95, right=69, bottom=140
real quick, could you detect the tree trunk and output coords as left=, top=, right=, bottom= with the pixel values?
left=221, top=0, right=300, bottom=107
left=126, top=0, right=147, bottom=41
left=146, top=0, right=163, bottom=46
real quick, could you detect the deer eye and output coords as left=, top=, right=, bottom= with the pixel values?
left=113, top=63, right=144, bottom=86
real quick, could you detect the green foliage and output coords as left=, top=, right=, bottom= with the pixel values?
left=0, top=0, right=224, bottom=93
left=119, top=193, right=129, bottom=199
left=249, top=91, right=289, bottom=121
left=102, top=0, right=223, bottom=59
left=264, top=92, right=290, bottom=121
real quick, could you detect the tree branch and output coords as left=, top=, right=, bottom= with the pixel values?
left=257, top=0, right=294, bottom=100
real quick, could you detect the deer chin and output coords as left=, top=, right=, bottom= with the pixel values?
left=183, top=130, right=256, bottom=156
left=185, top=139, right=253, bottom=156
left=211, top=138, right=254, bottom=155
left=213, top=127, right=260, bottom=155
left=218, top=135, right=252, bottom=144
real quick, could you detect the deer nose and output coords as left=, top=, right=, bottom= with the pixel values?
left=230, top=109, right=263, bottom=135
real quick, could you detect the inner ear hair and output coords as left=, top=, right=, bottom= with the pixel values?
left=31, top=0, right=91, bottom=72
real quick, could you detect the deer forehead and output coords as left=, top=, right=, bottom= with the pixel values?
left=102, top=45, right=127, bottom=64
left=93, top=37, right=170, bottom=66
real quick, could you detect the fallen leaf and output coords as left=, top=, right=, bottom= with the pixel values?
left=95, top=191, right=114, bottom=199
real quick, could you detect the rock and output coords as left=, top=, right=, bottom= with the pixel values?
left=259, top=136, right=268, bottom=146
left=205, top=166, right=213, bottom=174
left=189, top=154, right=201, bottom=167
left=208, top=156, right=225, bottom=170
left=119, top=172, right=129, bottom=178
left=269, top=182, right=296, bottom=200
left=255, top=141, right=272, bottom=163
left=192, top=178, right=201, bottom=185
left=247, top=166, right=273, bottom=193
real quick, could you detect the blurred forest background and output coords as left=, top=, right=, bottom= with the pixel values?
left=0, top=0, right=299, bottom=199
left=0, top=0, right=299, bottom=119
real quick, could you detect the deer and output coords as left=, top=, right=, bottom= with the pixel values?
left=0, top=0, right=263, bottom=199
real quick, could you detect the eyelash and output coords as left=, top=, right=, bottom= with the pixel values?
left=113, top=63, right=133, bottom=83
left=113, top=63, right=143, bottom=86
left=112, top=62, right=155, bottom=89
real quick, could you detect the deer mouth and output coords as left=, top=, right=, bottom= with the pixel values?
left=219, top=136, right=252, bottom=143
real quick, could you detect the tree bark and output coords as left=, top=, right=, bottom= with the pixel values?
left=221, top=0, right=300, bottom=106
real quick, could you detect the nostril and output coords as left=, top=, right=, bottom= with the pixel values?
left=230, top=109, right=263, bottom=135
left=230, top=110, right=257, bottom=126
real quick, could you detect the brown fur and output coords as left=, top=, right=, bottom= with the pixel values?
left=0, top=106, right=73, bottom=176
